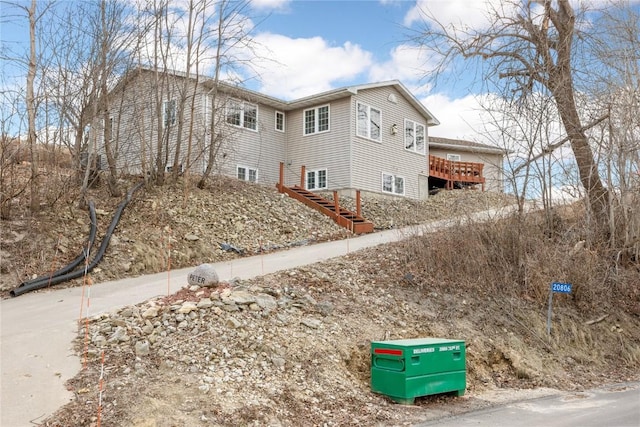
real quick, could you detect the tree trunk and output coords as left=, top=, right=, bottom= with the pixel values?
left=27, top=0, right=40, bottom=213
left=547, top=0, right=609, bottom=234
left=100, top=0, right=121, bottom=197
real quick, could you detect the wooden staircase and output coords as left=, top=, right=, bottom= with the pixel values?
left=276, top=163, right=374, bottom=234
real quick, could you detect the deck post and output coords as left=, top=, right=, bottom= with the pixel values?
left=356, top=190, right=362, bottom=217
left=300, top=165, right=306, bottom=188
left=278, top=162, right=284, bottom=192
left=333, top=191, right=340, bottom=219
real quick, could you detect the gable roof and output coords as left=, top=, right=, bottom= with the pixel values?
left=285, top=81, right=440, bottom=126
left=115, top=67, right=440, bottom=126
left=428, top=136, right=507, bottom=155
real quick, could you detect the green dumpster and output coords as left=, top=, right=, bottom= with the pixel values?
left=370, top=337, right=466, bottom=404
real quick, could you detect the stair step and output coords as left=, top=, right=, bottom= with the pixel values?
left=279, top=184, right=373, bottom=234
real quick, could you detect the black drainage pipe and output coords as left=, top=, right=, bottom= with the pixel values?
left=14, top=201, right=98, bottom=290
left=10, top=182, right=144, bottom=297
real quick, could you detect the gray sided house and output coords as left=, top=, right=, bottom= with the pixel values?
left=103, top=68, right=503, bottom=200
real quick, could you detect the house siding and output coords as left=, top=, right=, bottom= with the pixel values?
left=351, top=86, right=430, bottom=199
left=285, top=97, right=351, bottom=190
left=215, top=95, right=285, bottom=185
left=107, top=71, right=286, bottom=183
left=105, top=69, right=505, bottom=200
left=107, top=71, right=206, bottom=175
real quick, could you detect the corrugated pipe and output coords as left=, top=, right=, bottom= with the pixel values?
left=10, top=182, right=144, bottom=297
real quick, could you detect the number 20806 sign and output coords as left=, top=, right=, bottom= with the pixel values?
left=551, top=282, right=572, bottom=293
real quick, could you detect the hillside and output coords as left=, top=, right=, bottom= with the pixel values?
left=0, top=175, right=510, bottom=294
left=1, top=173, right=638, bottom=426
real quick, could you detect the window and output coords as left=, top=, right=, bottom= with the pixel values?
left=447, top=153, right=461, bottom=161
left=382, top=172, right=405, bottom=196
left=303, top=105, right=330, bottom=135
left=163, top=99, right=176, bottom=127
left=166, top=164, right=183, bottom=173
left=356, top=102, right=381, bottom=142
left=237, top=165, right=258, bottom=183
left=306, top=169, right=327, bottom=190
left=226, top=98, right=258, bottom=131
left=275, top=111, right=285, bottom=132
left=404, top=119, right=426, bottom=154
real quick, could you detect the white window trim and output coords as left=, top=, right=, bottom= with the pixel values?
left=163, top=99, right=176, bottom=128
left=446, top=153, right=462, bottom=161
left=226, top=98, right=259, bottom=132
left=303, top=104, right=330, bottom=136
left=356, top=101, right=382, bottom=142
left=404, top=119, right=426, bottom=155
left=306, top=168, right=328, bottom=191
left=275, top=110, right=285, bottom=132
left=237, top=165, right=258, bottom=183
left=382, top=172, right=405, bottom=196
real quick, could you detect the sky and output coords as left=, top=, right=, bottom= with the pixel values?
left=0, top=0, right=506, bottom=141
left=1, top=0, right=638, bottom=146
left=242, top=0, right=490, bottom=140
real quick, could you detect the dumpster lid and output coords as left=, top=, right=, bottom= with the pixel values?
left=371, top=338, right=464, bottom=347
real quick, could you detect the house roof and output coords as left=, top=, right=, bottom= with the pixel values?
left=428, top=136, right=507, bottom=155
left=286, top=81, right=440, bottom=126
left=120, top=67, right=440, bottom=127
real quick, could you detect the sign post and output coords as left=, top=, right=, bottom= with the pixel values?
left=547, top=282, right=572, bottom=336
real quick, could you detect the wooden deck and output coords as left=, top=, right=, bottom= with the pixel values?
left=429, top=155, right=485, bottom=190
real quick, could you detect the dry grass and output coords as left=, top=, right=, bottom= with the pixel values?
left=400, top=208, right=639, bottom=314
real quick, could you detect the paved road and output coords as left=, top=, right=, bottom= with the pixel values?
left=418, top=382, right=640, bottom=427
left=0, top=206, right=519, bottom=426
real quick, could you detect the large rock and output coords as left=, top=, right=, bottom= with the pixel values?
left=188, top=264, right=219, bottom=287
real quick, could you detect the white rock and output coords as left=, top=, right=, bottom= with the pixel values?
left=197, top=298, right=214, bottom=309
left=177, top=301, right=197, bottom=314
left=188, top=264, right=219, bottom=287
left=227, top=290, right=256, bottom=305
left=135, top=340, right=150, bottom=356
left=142, top=307, right=160, bottom=318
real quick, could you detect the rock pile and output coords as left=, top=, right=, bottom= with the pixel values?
left=79, top=271, right=400, bottom=425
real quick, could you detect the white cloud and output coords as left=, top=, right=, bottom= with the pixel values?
left=251, top=33, right=373, bottom=99
left=404, top=0, right=506, bottom=30
left=421, top=92, right=488, bottom=140
left=368, top=44, right=435, bottom=93
left=250, top=0, right=290, bottom=10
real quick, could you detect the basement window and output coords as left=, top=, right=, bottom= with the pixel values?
left=237, top=165, right=258, bottom=183
left=382, top=172, right=404, bottom=196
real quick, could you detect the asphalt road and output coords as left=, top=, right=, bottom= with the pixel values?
left=418, top=383, right=640, bottom=427
left=0, top=204, right=533, bottom=426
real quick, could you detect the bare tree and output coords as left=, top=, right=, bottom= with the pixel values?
left=587, top=3, right=640, bottom=261
left=40, top=0, right=142, bottom=201
left=411, top=0, right=612, bottom=237
left=198, top=0, right=259, bottom=188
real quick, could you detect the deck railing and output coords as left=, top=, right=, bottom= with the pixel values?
left=429, top=155, right=485, bottom=190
